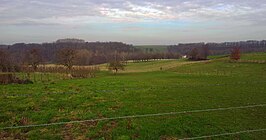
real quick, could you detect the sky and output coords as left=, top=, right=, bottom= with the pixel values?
left=0, top=0, right=266, bottom=45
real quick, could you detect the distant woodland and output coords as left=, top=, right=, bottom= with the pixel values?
left=168, top=40, right=266, bottom=56
left=0, top=39, right=266, bottom=68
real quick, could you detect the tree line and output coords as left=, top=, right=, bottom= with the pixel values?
left=168, top=40, right=266, bottom=57
left=0, top=40, right=180, bottom=73
left=1, top=39, right=265, bottom=73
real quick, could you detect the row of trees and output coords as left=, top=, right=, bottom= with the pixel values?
left=0, top=41, right=181, bottom=69
left=1, top=39, right=250, bottom=74
left=0, top=41, right=135, bottom=65
left=187, top=46, right=241, bottom=61
left=0, top=47, right=180, bottom=74
left=168, top=40, right=266, bottom=55
left=0, top=46, right=244, bottom=74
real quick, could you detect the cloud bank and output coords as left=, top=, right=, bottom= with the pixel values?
left=0, top=0, right=266, bottom=44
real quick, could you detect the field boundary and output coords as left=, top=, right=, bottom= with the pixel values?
left=1, top=104, right=265, bottom=130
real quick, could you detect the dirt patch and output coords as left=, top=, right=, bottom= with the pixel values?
left=19, top=117, right=31, bottom=125
left=91, top=121, right=118, bottom=140
left=62, top=123, right=74, bottom=140
left=126, top=119, right=133, bottom=130
left=102, top=121, right=118, bottom=132
left=61, top=120, right=99, bottom=140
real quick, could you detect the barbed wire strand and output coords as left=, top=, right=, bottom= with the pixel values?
left=0, top=104, right=265, bottom=130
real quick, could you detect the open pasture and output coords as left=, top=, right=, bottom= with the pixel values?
left=0, top=53, right=266, bottom=139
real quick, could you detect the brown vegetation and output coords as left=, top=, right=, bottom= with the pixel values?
left=0, top=73, right=32, bottom=84
left=230, top=47, right=241, bottom=60
left=57, top=48, right=77, bottom=70
left=24, top=48, right=42, bottom=71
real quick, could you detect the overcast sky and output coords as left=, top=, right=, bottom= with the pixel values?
left=0, top=0, right=266, bottom=45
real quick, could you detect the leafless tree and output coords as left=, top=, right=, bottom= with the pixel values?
left=201, top=46, right=210, bottom=60
left=108, top=61, right=125, bottom=74
left=0, top=49, right=11, bottom=72
left=75, top=49, right=92, bottom=65
left=189, top=48, right=199, bottom=60
left=57, top=48, right=77, bottom=70
left=230, top=47, right=241, bottom=60
left=25, top=48, right=42, bottom=71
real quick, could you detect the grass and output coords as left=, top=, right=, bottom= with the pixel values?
left=241, top=52, right=266, bottom=61
left=134, top=45, right=168, bottom=52
left=100, top=59, right=208, bottom=73
left=0, top=53, right=266, bottom=139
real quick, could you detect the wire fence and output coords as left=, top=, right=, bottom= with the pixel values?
left=1, top=103, right=265, bottom=130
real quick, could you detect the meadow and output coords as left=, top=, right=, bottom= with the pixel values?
left=0, top=53, right=266, bottom=139
left=134, top=45, right=168, bottom=52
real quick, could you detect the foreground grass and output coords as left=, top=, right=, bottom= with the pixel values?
left=0, top=53, right=266, bottom=139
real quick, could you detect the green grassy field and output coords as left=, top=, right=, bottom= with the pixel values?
left=0, top=53, right=266, bottom=139
left=134, top=45, right=168, bottom=52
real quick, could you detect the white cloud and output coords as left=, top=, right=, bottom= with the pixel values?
left=1, top=0, right=266, bottom=44
left=1, top=0, right=265, bottom=25
left=98, top=2, right=175, bottom=22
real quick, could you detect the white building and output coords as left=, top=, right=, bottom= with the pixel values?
left=182, top=55, right=187, bottom=59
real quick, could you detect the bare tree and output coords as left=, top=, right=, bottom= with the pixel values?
left=75, top=49, right=92, bottom=65
left=0, top=49, right=21, bottom=72
left=120, top=52, right=128, bottom=64
left=230, top=47, right=241, bottom=60
left=107, top=51, right=125, bottom=74
left=0, top=49, right=11, bottom=72
left=57, top=48, right=77, bottom=70
left=201, top=46, right=210, bottom=60
left=108, top=61, right=125, bottom=74
left=189, top=48, right=199, bottom=60
left=25, top=48, right=42, bottom=71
